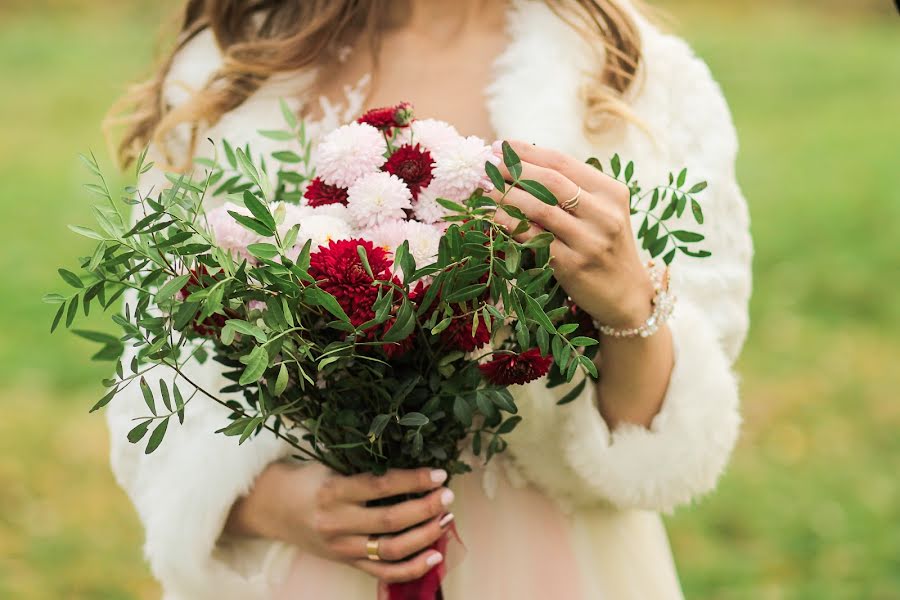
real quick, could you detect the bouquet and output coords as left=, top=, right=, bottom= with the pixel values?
left=48, top=101, right=710, bottom=599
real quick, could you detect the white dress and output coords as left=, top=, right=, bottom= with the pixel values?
left=106, top=1, right=753, bottom=598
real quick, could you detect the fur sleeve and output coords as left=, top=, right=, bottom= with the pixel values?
left=507, top=22, right=753, bottom=512
left=105, top=30, right=297, bottom=598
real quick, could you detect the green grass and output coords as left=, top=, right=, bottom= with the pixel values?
left=1, top=2, right=898, bottom=598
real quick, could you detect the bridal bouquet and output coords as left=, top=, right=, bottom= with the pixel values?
left=48, top=101, right=709, bottom=599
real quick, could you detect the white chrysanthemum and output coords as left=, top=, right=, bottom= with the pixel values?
left=204, top=203, right=260, bottom=260
left=366, top=219, right=441, bottom=268
left=346, top=172, right=413, bottom=228
left=412, top=184, right=450, bottom=224
left=315, top=122, right=387, bottom=188
left=430, top=135, right=497, bottom=201
left=401, top=119, right=461, bottom=154
left=276, top=203, right=353, bottom=258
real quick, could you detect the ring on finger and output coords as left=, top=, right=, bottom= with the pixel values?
left=561, top=186, right=582, bottom=213
left=366, top=535, right=381, bottom=561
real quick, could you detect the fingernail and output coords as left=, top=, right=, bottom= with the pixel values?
left=426, top=552, right=444, bottom=567
left=441, top=489, right=455, bottom=507
left=439, top=513, right=455, bottom=528
left=430, top=469, right=448, bottom=484
left=491, top=140, right=503, bottom=155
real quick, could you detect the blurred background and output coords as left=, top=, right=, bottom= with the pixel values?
left=1, top=0, right=898, bottom=598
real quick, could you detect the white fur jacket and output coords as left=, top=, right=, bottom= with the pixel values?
left=106, top=1, right=752, bottom=597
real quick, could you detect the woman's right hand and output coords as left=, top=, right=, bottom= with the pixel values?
left=226, top=462, right=455, bottom=583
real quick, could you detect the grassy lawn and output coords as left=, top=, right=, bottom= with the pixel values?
left=1, top=2, right=897, bottom=598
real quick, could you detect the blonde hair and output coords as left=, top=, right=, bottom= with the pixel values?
left=106, top=0, right=643, bottom=168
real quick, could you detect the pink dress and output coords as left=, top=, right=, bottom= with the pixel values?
left=273, top=460, right=683, bottom=599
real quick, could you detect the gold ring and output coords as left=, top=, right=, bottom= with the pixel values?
left=366, top=536, right=381, bottom=561
left=561, top=186, right=582, bottom=213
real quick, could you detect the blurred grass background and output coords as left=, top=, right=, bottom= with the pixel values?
left=0, top=0, right=898, bottom=598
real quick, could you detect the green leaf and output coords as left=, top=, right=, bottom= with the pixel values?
left=369, top=414, right=391, bottom=437
left=242, top=191, right=276, bottom=230
left=624, top=161, right=634, bottom=183
left=443, top=283, right=487, bottom=303
left=273, top=364, right=289, bottom=396
left=58, top=268, right=83, bottom=288
left=279, top=98, right=298, bottom=130
left=258, top=129, right=295, bottom=141
left=398, top=412, right=429, bottom=427
left=139, top=377, right=156, bottom=415
left=569, top=336, right=599, bottom=347
left=127, top=420, right=151, bottom=444
left=50, top=303, right=65, bottom=333
left=678, top=247, right=712, bottom=258
left=690, top=199, right=704, bottom=224
left=225, top=319, right=268, bottom=343
left=522, top=232, right=555, bottom=249
left=671, top=230, right=705, bottom=243
left=611, top=154, right=621, bottom=178
left=155, top=274, right=190, bottom=303
left=145, top=417, right=169, bottom=454
left=159, top=379, right=172, bottom=412
left=68, top=224, right=104, bottom=240
left=173, top=385, right=186, bottom=424
left=453, top=396, right=473, bottom=427
left=677, top=168, right=687, bottom=187
left=304, top=287, right=351, bottom=322
left=497, top=415, right=522, bottom=434
left=556, top=377, right=587, bottom=405
left=518, top=179, right=558, bottom=206
left=356, top=244, right=374, bottom=278
left=239, top=345, right=269, bottom=385
left=383, top=300, right=415, bottom=343
left=228, top=211, right=274, bottom=237
left=436, top=197, right=466, bottom=213
left=89, top=387, right=118, bottom=412
left=501, top=141, right=522, bottom=180
left=485, top=161, right=505, bottom=193
left=247, top=243, right=280, bottom=260
left=689, top=181, right=708, bottom=194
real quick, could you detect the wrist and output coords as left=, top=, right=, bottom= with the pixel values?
left=594, top=262, right=675, bottom=339
left=225, top=461, right=292, bottom=540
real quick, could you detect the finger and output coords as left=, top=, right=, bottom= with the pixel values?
left=491, top=204, right=544, bottom=243
left=353, top=549, right=444, bottom=584
left=486, top=185, right=582, bottom=243
left=501, top=140, right=624, bottom=197
left=343, top=486, right=454, bottom=535
left=336, top=468, right=448, bottom=504
left=334, top=513, right=454, bottom=562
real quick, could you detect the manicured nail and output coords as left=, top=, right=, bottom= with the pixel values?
left=439, top=513, right=455, bottom=528
left=491, top=140, right=503, bottom=155
left=426, top=552, right=444, bottom=567
left=430, top=469, right=448, bottom=484
left=441, top=488, right=455, bottom=507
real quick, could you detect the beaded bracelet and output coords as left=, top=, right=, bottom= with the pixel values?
left=594, top=261, right=675, bottom=339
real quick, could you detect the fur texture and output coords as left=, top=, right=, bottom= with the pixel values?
left=107, top=0, right=752, bottom=595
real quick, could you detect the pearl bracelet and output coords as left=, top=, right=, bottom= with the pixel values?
left=594, top=262, right=675, bottom=339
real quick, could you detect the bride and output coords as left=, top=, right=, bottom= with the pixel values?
left=106, top=0, right=752, bottom=598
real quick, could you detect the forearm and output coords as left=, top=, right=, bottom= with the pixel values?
left=594, top=323, right=674, bottom=429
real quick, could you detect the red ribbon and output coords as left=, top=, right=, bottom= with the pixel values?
left=379, top=523, right=462, bottom=600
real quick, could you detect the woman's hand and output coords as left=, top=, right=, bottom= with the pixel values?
left=489, top=140, right=674, bottom=429
left=226, top=462, right=455, bottom=583
left=488, top=140, right=653, bottom=329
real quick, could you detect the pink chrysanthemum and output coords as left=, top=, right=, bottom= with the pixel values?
left=277, top=203, right=353, bottom=259
left=366, top=219, right=442, bottom=269
left=412, top=185, right=450, bottom=224
left=315, top=122, right=387, bottom=189
left=401, top=119, right=461, bottom=155
left=346, top=172, right=413, bottom=229
left=430, top=135, right=499, bottom=201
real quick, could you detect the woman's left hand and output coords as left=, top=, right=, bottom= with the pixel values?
left=488, top=140, right=653, bottom=330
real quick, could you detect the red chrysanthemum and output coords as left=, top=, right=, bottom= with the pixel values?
left=478, top=348, right=553, bottom=386
left=357, top=102, right=414, bottom=131
left=383, top=144, right=434, bottom=200
left=441, top=313, right=492, bottom=352
left=303, top=177, right=349, bottom=207
left=309, top=239, right=393, bottom=326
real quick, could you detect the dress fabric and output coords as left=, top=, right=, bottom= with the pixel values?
left=105, top=1, right=753, bottom=598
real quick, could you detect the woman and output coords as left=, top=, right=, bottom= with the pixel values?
left=106, top=0, right=752, bottom=598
